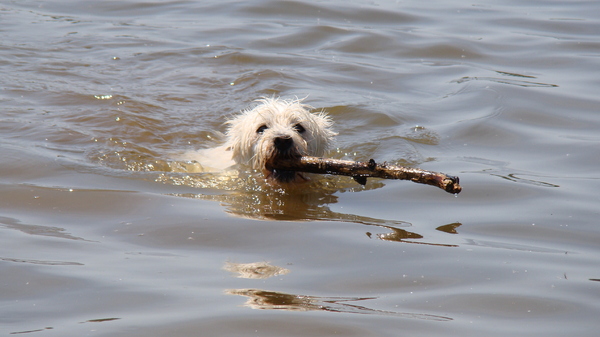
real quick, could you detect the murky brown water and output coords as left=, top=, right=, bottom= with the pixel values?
left=2, top=0, right=600, bottom=336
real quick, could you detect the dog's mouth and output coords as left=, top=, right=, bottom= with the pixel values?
left=261, top=135, right=309, bottom=184
left=271, top=169, right=300, bottom=183
left=264, top=156, right=307, bottom=184
left=263, top=167, right=307, bottom=184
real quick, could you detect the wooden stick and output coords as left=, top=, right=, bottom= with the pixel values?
left=270, top=156, right=462, bottom=194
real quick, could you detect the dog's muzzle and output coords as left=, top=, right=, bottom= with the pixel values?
left=265, top=135, right=306, bottom=183
left=274, top=136, right=293, bottom=153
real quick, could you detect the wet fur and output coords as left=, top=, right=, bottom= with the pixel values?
left=225, top=97, right=336, bottom=183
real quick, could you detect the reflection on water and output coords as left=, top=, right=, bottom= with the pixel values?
left=155, top=162, right=391, bottom=221
left=464, top=238, right=568, bottom=254
left=9, top=318, right=121, bottom=336
left=155, top=166, right=459, bottom=247
left=220, top=261, right=453, bottom=320
left=9, top=327, right=55, bottom=335
left=452, top=76, right=558, bottom=88
left=463, top=157, right=561, bottom=188
left=81, top=318, right=121, bottom=323
left=436, top=222, right=461, bottom=235
left=492, top=173, right=561, bottom=188
left=226, top=288, right=452, bottom=321
left=224, top=261, right=290, bottom=279
left=371, top=223, right=461, bottom=247
left=0, top=216, right=88, bottom=241
left=0, top=257, right=83, bottom=266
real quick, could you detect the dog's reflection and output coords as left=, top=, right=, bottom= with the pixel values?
left=165, top=173, right=461, bottom=247
left=158, top=160, right=462, bottom=247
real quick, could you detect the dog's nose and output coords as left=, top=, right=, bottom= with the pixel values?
left=274, top=136, right=293, bottom=151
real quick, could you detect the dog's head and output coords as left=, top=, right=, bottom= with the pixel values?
left=226, top=97, right=336, bottom=183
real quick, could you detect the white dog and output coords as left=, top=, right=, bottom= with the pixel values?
left=189, top=97, right=336, bottom=184
left=226, top=97, right=336, bottom=183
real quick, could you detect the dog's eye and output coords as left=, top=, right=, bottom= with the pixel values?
left=256, top=125, right=268, bottom=134
left=293, top=123, right=306, bottom=133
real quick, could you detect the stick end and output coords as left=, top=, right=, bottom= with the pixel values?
left=443, top=175, right=462, bottom=194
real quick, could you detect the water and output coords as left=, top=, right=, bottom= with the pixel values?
left=2, top=0, right=600, bottom=335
